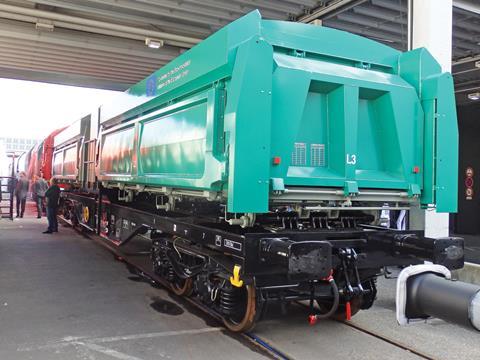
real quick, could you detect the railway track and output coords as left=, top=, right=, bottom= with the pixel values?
left=60, top=217, right=436, bottom=360
left=59, top=217, right=293, bottom=360
left=340, top=321, right=435, bottom=360
left=292, top=300, right=437, bottom=360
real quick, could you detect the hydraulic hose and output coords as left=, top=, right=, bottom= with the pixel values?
left=165, top=249, right=204, bottom=279
left=315, top=278, right=340, bottom=319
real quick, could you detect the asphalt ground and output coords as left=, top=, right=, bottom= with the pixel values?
left=0, top=206, right=478, bottom=360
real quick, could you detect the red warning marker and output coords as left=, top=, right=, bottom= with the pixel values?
left=345, top=301, right=352, bottom=321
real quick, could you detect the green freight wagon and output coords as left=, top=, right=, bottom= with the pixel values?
left=98, top=10, right=457, bottom=217
left=56, top=11, right=463, bottom=332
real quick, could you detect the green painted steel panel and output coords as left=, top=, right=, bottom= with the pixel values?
left=63, top=145, right=77, bottom=177
left=421, top=73, right=459, bottom=212
left=224, top=37, right=273, bottom=213
left=96, top=10, right=458, bottom=214
left=140, top=101, right=207, bottom=178
left=100, top=126, right=135, bottom=175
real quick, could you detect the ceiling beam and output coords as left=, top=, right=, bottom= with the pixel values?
left=297, top=0, right=369, bottom=23
left=0, top=3, right=201, bottom=46
left=136, top=0, right=288, bottom=20
left=0, top=48, right=156, bottom=77
left=22, top=0, right=212, bottom=38
left=325, top=18, right=405, bottom=44
left=0, top=59, right=139, bottom=83
left=453, top=0, right=480, bottom=15
left=0, top=19, right=178, bottom=61
left=372, top=0, right=480, bottom=17
left=0, top=38, right=164, bottom=68
left=0, top=56, right=145, bottom=82
left=76, top=0, right=229, bottom=27
left=201, top=0, right=301, bottom=15
left=453, top=54, right=480, bottom=66
left=0, top=66, right=131, bottom=91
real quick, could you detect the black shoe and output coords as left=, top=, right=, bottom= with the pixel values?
left=42, top=230, right=52, bottom=234
left=53, top=230, right=58, bottom=233
left=37, top=216, right=41, bottom=219
left=15, top=215, right=19, bottom=218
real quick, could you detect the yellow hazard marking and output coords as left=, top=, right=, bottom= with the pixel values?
left=229, top=265, right=244, bottom=288
left=83, top=206, right=89, bottom=223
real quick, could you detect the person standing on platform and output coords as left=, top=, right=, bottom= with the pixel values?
left=15, top=172, right=29, bottom=218
left=33, top=174, right=48, bottom=219
left=43, top=178, right=60, bottom=234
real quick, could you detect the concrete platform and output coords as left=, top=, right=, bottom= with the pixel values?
left=353, top=277, right=478, bottom=360
left=451, top=234, right=480, bottom=284
left=453, top=261, right=480, bottom=285
left=0, top=209, right=478, bottom=360
left=0, top=216, right=267, bottom=360
left=252, top=274, right=479, bottom=360
left=454, top=233, right=480, bottom=264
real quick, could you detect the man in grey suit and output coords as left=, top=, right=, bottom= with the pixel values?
left=15, top=172, right=29, bottom=218
left=33, top=174, right=48, bottom=219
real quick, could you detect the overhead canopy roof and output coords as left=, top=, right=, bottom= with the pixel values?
left=316, top=0, right=480, bottom=105
left=0, top=0, right=479, bottom=104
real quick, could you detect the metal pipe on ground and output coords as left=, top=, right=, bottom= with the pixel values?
left=407, top=273, right=480, bottom=330
left=397, top=264, right=480, bottom=332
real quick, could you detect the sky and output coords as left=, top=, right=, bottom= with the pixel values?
left=0, top=78, right=121, bottom=139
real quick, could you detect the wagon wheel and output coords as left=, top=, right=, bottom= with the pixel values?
left=317, top=295, right=362, bottom=321
left=170, top=277, right=193, bottom=297
left=222, top=285, right=257, bottom=333
left=70, top=208, right=79, bottom=227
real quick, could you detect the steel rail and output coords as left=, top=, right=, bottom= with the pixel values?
left=58, top=216, right=293, bottom=360
left=339, top=321, right=435, bottom=360
left=61, top=214, right=444, bottom=360
left=293, top=301, right=435, bottom=360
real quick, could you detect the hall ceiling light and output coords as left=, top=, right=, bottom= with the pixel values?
left=467, top=92, right=480, bottom=100
left=145, top=37, right=164, bottom=49
left=35, top=22, right=54, bottom=31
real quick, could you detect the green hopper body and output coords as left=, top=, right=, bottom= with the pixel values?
left=97, top=10, right=458, bottom=214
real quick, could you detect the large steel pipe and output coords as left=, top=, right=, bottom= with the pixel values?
left=397, top=265, right=480, bottom=331
left=407, top=273, right=480, bottom=329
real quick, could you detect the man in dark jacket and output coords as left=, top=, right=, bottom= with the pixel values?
left=15, top=172, right=29, bottom=218
left=33, top=174, right=48, bottom=219
left=43, top=178, right=60, bottom=234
